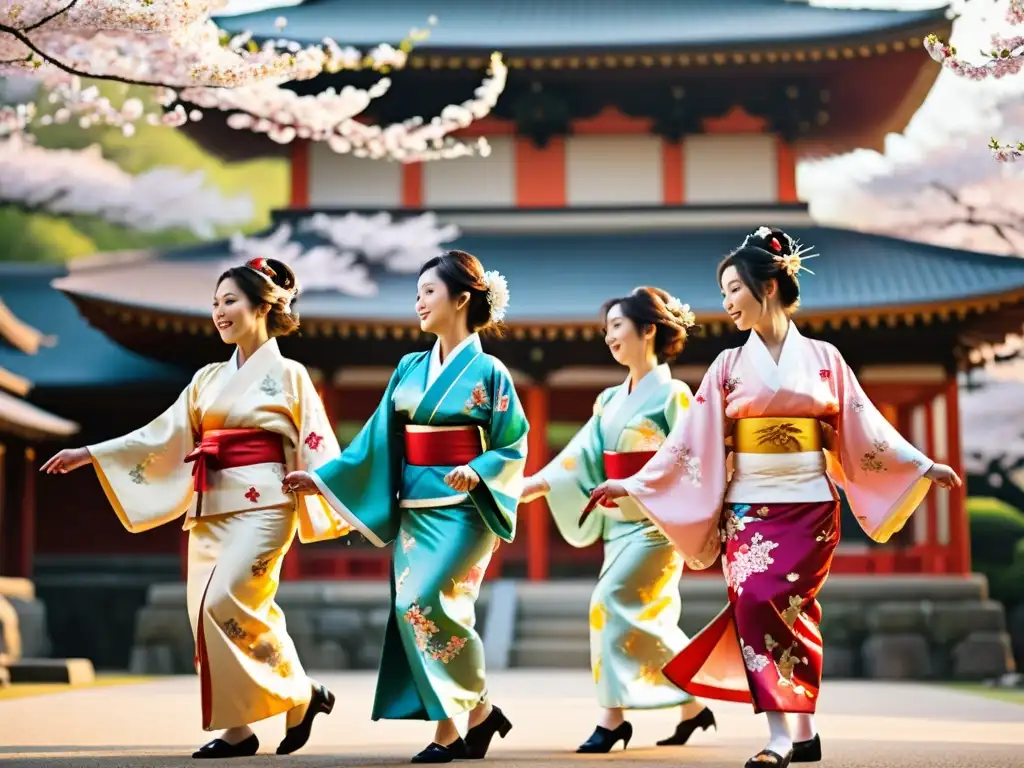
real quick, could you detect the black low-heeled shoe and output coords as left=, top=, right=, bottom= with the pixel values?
left=464, top=705, right=513, bottom=759
left=656, top=706, right=717, bottom=746
left=276, top=682, right=336, bottom=755
left=192, top=733, right=259, bottom=759
left=576, top=721, right=633, bottom=753
left=744, top=747, right=794, bottom=768
left=792, top=734, right=821, bottom=763
left=411, top=737, right=468, bottom=764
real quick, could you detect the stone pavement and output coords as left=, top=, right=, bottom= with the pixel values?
left=1, top=671, right=1022, bottom=767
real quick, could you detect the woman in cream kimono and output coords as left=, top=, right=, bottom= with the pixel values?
left=285, top=250, right=528, bottom=765
left=591, top=228, right=962, bottom=768
left=42, top=258, right=347, bottom=760
left=520, top=287, right=715, bottom=753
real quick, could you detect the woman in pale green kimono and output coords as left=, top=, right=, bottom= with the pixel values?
left=520, top=287, right=715, bottom=753
left=285, top=250, right=528, bottom=765
left=42, top=258, right=345, bottom=760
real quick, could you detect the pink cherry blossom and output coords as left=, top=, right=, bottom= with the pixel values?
left=0, top=2, right=508, bottom=162
left=0, top=131, right=254, bottom=236
left=923, top=1, right=1023, bottom=163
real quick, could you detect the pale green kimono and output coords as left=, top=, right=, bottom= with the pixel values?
left=538, top=364, right=695, bottom=709
left=313, top=333, right=528, bottom=721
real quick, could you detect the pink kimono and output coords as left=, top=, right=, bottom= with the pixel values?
left=620, top=324, right=933, bottom=713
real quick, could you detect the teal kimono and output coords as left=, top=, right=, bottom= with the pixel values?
left=537, top=364, right=695, bottom=710
left=313, top=333, right=528, bottom=721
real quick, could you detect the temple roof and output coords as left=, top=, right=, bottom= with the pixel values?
left=52, top=208, right=1024, bottom=331
left=0, top=264, right=187, bottom=389
left=219, top=0, right=950, bottom=53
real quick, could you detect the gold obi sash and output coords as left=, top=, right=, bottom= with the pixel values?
left=733, top=417, right=823, bottom=454
left=727, top=417, right=834, bottom=504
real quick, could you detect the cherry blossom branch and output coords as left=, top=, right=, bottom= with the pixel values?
left=925, top=0, right=1024, bottom=162
left=2, top=3, right=508, bottom=161
left=0, top=131, right=254, bottom=237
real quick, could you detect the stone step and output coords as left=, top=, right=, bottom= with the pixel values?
left=7, top=657, right=95, bottom=685
left=517, top=617, right=590, bottom=641
left=510, top=638, right=591, bottom=669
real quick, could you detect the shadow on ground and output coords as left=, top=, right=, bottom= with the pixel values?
left=0, top=742, right=1020, bottom=768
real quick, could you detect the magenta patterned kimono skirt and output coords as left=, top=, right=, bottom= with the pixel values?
left=663, top=499, right=840, bottom=714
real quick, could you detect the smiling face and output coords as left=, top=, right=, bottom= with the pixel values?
left=720, top=264, right=768, bottom=332
left=604, top=302, right=653, bottom=368
left=212, top=277, right=264, bottom=345
left=416, top=266, right=467, bottom=335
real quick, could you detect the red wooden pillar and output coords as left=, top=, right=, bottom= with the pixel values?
left=944, top=377, right=970, bottom=575
left=19, top=447, right=36, bottom=579
left=1, top=443, right=36, bottom=579
left=922, top=399, right=943, bottom=573
left=523, top=384, right=550, bottom=581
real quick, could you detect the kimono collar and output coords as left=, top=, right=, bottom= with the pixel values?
left=743, top=321, right=804, bottom=393
left=230, top=337, right=281, bottom=372
left=600, top=363, right=673, bottom=446
left=428, top=332, right=481, bottom=386
left=629, top=362, right=673, bottom=393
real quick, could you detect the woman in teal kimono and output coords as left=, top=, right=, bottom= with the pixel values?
left=284, top=250, right=528, bottom=764
left=520, top=287, right=715, bottom=753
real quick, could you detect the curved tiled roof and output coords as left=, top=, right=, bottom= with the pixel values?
left=0, top=264, right=187, bottom=388
left=52, top=217, right=1024, bottom=325
left=216, top=0, right=950, bottom=52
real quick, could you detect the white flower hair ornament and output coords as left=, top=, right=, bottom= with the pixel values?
left=482, top=270, right=510, bottom=323
left=664, top=295, right=697, bottom=328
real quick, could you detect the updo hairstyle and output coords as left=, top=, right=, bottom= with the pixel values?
left=216, top=257, right=300, bottom=337
left=600, top=286, right=698, bottom=364
left=716, top=226, right=802, bottom=312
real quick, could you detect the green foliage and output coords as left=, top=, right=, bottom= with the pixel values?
left=0, top=209, right=96, bottom=262
left=968, top=496, right=1024, bottom=565
left=969, top=496, right=1024, bottom=609
left=7, top=81, right=287, bottom=262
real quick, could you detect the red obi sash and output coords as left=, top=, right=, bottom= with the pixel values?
left=580, top=450, right=657, bottom=524
left=602, top=450, right=657, bottom=480
left=404, top=426, right=484, bottom=466
left=184, top=428, right=286, bottom=493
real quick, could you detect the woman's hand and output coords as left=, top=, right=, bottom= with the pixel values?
left=520, top=475, right=550, bottom=504
left=588, top=480, right=627, bottom=508
left=40, top=447, right=91, bottom=475
left=925, top=463, right=963, bottom=490
left=445, top=465, right=480, bottom=492
left=282, top=470, right=319, bottom=495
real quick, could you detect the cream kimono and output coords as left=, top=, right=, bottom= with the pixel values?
left=89, top=338, right=345, bottom=730
left=538, top=365, right=695, bottom=709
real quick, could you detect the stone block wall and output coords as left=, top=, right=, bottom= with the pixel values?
left=126, top=574, right=1014, bottom=681
left=130, top=581, right=494, bottom=675
left=514, top=575, right=1014, bottom=681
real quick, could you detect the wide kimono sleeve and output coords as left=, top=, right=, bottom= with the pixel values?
left=619, top=355, right=729, bottom=570
left=827, top=346, right=933, bottom=543
left=466, top=360, right=529, bottom=543
left=290, top=366, right=353, bottom=544
left=88, top=367, right=206, bottom=533
left=535, top=391, right=610, bottom=548
left=311, top=358, right=411, bottom=548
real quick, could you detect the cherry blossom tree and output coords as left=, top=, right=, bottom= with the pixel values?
left=0, top=130, right=254, bottom=237
left=228, top=211, right=460, bottom=296
left=925, top=0, right=1024, bottom=161
left=0, top=1, right=509, bottom=161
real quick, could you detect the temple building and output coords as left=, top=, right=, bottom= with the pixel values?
left=7, top=0, right=1023, bottom=673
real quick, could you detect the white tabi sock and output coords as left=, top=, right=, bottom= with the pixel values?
left=764, top=712, right=793, bottom=757
left=219, top=726, right=254, bottom=745
left=790, top=713, right=816, bottom=743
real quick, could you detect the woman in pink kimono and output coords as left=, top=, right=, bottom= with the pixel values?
left=589, top=227, right=962, bottom=768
